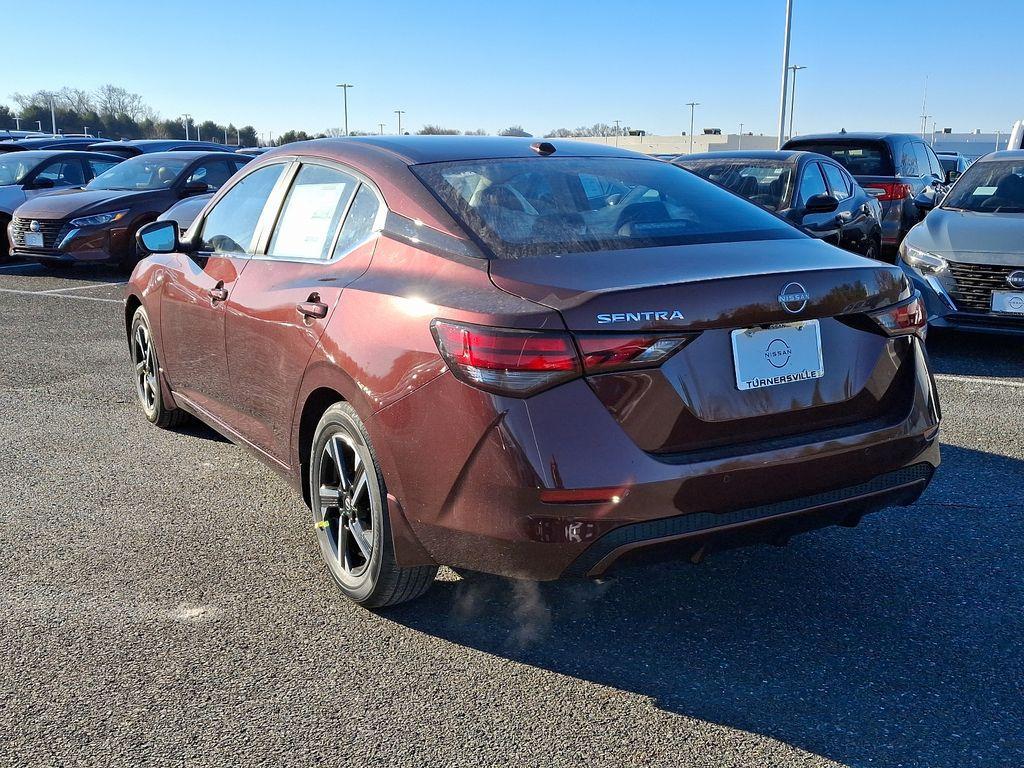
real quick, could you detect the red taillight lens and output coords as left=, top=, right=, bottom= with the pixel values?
left=431, top=320, right=580, bottom=396
left=864, top=182, right=912, bottom=202
left=431, top=321, right=696, bottom=397
left=869, top=294, right=927, bottom=336
left=575, top=333, right=696, bottom=374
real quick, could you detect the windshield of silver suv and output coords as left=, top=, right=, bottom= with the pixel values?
left=942, top=160, right=1024, bottom=213
left=88, top=156, right=190, bottom=191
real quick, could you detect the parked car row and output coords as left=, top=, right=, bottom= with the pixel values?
left=5, top=150, right=250, bottom=268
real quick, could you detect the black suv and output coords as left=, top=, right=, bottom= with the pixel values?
left=783, top=132, right=947, bottom=254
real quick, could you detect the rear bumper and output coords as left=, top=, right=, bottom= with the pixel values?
left=369, top=338, right=941, bottom=581
left=566, top=462, right=933, bottom=577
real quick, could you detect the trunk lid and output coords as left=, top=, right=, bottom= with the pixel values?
left=489, top=239, right=917, bottom=455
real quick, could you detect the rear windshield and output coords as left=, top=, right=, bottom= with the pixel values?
left=785, top=141, right=894, bottom=176
left=413, top=157, right=801, bottom=259
left=942, top=160, right=1024, bottom=213
left=680, top=160, right=793, bottom=211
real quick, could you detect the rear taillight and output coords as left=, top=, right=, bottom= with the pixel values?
left=868, top=294, right=927, bottom=336
left=431, top=320, right=695, bottom=397
left=863, top=182, right=913, bottom=202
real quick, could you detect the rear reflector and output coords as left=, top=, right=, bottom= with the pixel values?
left=868, top=294, right=927, bottom=336
left=575, top=333, right=695, bottom=374
left=431, top=320, right=580, bottom=396
left=863, top=182, right=913, bottom=202
left=540, top=487, right=631, bottom=504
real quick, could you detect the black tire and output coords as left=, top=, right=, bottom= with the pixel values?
left=310, top=402, right=437, bottom=608
left=130, top=306, right=189, bottom=429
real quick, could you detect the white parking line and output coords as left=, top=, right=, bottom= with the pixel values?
left=37, top=282, right=126, bottom=294
left=0, top=287, right=121, bottom=304
left=0, top=262, right=38, bottom=270
left=935, top=373, right=1024, bottom=389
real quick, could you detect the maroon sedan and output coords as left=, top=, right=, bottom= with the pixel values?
left=126, top=137, right=940, bottom=608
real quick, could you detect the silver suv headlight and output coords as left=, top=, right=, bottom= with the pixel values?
left=901, top=243, right=948, bottom=274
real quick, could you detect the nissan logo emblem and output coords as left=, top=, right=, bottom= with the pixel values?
left=778, top=281, right=810, bottom=314
left=1007, top=270, right=1024, bottom=290
left=29, top=220, right=40, bottom=232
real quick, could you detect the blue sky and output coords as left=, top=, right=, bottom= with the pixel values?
left=7, top=0, right=1021, bottom=138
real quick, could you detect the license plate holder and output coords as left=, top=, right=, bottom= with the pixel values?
left=991, top=291, right=1024, bottom=314
left=731, top=320, right=824, bottom=391
left=24, top=232, right=44, bottom=248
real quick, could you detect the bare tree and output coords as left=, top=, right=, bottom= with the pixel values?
left=95, top=84, right=148, bottom=121
left=498, top=125, right=532, bottom=137
left=417, top=124, right=461, bottom=135
left=58, top=87, right=95, bottom=114
left=464, top=128, right=488, bottom=136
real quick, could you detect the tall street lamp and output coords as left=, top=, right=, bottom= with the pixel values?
left=738, top=122, right=744, bottom=150
left=395, top=110, right=405, bottom=135
left=787, top=65, right=806, bottom=140
left=776, top=0, right=794, bottom=149
left=686, top=102, right=700, bottom=154
left=13, top=115, right=21, bottom=130
left=378, top=122, right=385, bottom=135
left=336, top=83, right=354, bottom=136
left=181, top=114, right=192, bottom=141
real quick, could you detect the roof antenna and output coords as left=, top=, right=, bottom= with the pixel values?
left=530, top=141, right=556, bottom=156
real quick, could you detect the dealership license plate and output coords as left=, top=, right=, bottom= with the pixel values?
left=992, top=291, right=1024, bottom=314
left=731, top=320, right=824, bottom=391
left=24, top=232, right=43, bottom=248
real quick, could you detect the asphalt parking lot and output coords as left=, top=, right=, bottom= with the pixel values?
left=1, top=261, right=1022, bottom=768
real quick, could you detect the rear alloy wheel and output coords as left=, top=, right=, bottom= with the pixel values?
left=130, top=307, right=188, bottom=429
left=311, top=403, right=436, bottom=608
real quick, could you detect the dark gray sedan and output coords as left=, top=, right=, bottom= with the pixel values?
left=901, top=150, right=1024, bottom=335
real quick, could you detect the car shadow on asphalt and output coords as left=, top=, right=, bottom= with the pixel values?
left=926, top=329, right=1024, bottom=379
left=386, top=444, right=1023, bottom=768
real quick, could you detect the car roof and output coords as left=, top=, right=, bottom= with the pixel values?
left=121, top=150, right=244, bottom=161
left=785, top=132, right=916, bottom=142
left=265, top=135, right=653, bottom=165
left=678, top=150, right=802, bottom=162
left=976, top=149, right=1024, bottom=162
left=0, top=149, right=123, bottom=161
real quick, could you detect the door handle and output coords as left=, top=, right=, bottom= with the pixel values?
left=296, top=300, right=329, bottom=319
left=208, top=286, right=228, bottom=302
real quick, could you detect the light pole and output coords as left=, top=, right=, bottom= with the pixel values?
left=83, top=125, right=89, bottom=137
left=50, top=97, right=57, bottom=135
left=35, top=120, right=42, bottom=132
left=613, top=119, right=621, bottom=147
left=13, top=115, right=21, bottom=130
left=686, top=102, right=700, bottom=154
left=336, top=83, right=354, bottom=136
left=224, top=128, right=229, bottom=144
left=395, top=110, right=405, bottom=135
left=738, top=122, right=744, bottom=150
left=787, top=65, right=806, bottom=140
left=776, top=0, right=794, bottom=149
left=182, top=114, right=191, bottom=141
left=378, top=122, right=385, bottom=135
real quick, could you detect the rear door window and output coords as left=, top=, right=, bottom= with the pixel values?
left=900, top=142, right=920, bottom=177
left=912, top=143, right=932, bottom=178
left=821, top=163, right=851, bottom=200
left=198, top=163, right=287, bottom=254
left=35, top=160, right=85, bottom=187
left=266, top=164, right=356, bottom=260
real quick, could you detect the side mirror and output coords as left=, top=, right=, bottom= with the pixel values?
left=913, top=191, right=937, bottom=214
left=804, top=193, right=840, bottom=214
left=27, top=177, right=55, bottom=190
left=136, top=220, right=179, bottom=255
left=180, top=181, right=209, bottom=197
